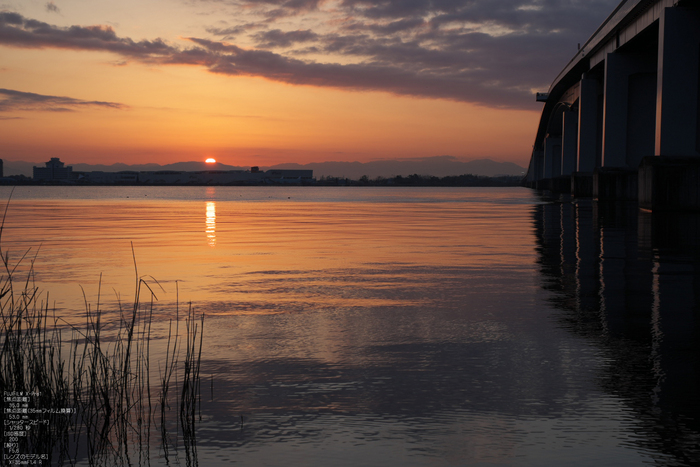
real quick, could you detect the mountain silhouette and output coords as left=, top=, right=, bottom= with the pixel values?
left=4, top=156, right=525, bottom=179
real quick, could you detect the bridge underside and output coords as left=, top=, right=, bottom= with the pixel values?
left=525, top=1, right=700, bottom=210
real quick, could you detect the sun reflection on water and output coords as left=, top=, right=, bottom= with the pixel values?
left=206, top=201, right=216, bottom=247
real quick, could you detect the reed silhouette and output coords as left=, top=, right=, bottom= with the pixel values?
left=0, top=193, right=204, bottom=466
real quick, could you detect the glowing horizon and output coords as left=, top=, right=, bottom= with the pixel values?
left=0, top=1, right=620, bottom=168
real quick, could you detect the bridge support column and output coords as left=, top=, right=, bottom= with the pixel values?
left=528, top=149, right=544, bottom=188
left=574, top=73, right=600, bottom=197
left=578, top=74, right=601, bottom=173
left=596, top=48, right=656, bottom=201
left=543, top=136, right=562, bottom=180
left=655, top=7, right=700, bottom=157
left=572, top=172, right=594, bottom=197
left=602, top=53, right=657, bottom=169
left=562, top=108, right=578, bottom=176
left=602, top=53, right=630, bottom=168
left=594, top=167, right=638, bottom=200
left=640, top=7, right=700, bottom=210
left=639, top=156, right=700, bottom=211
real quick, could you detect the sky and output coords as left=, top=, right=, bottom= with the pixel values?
left=0, top=0, right=620, bottom=167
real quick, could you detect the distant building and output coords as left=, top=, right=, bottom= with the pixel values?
left=0, top=159, right=3, bottom=178
left=264, top=169, right=314, bottom=182
left=79, top=171, right=139, bottom=184
left=134, top=167, right=313, bottom=185
left=33, top=158, right=73, bottom=181
left=30, top=161, right=312, bottom=184
left=137, top=170, right=251, bottom=185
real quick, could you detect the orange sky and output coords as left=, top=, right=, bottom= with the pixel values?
left=0, top=1, right=617, bottom=168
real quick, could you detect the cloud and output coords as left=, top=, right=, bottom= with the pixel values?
left=199, top=0, right=620, bottom=107
left=190, top=0, right=324, bottom=20
left=206, top=23, right=259, bottom=40
left=0, top=2, right=620, bottom=109
left=0, top=88, right=127, bottom=112
left=252, top=29, right=318, bottom=48
left=183, top=37, right=530, bottom=105
left=0, top=12, right=176, bottom=60
left=45, top=2, right=60, bottom=14
left=240, top=0, right=324, bottom=19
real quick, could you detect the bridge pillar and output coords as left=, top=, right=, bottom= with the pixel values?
left=640, top=7, right=700, bottom=210
left=562, top=108, right=578, bottom=176
left=655, top=6, right=700, bottom=157
left=596, top=47, right=656, bottom=201
left=602, top=52, right=657, bottom=169
left=577, top=74, right=601, bottom=173
left=543, top=136, right=562, bottom=179
left=602, top=53, right=629, bottom=168
left=527, top=149, right=544, bottom=187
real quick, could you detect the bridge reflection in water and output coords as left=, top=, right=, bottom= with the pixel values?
left=533, top=194, right=700, bottom=461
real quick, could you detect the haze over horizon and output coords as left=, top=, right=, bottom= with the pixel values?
left=0, top=1, right=620, bottom=168
left=3, top=155, right=525, bottom=179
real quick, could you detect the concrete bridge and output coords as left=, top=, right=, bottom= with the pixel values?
left=524, top=0, right=700, bottom=210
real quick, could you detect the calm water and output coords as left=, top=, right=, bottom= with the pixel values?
left=1, top=186, right=698, bottom=466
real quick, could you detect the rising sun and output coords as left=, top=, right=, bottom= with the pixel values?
left=205, top=158, right=217, bottom=164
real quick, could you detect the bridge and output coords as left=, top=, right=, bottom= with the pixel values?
left=524, top=0, right=700, bottom=210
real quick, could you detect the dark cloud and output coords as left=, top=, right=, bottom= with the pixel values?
left=0, top=12, right=175, bottom=60
left=243, top=0, right=323, bottom=17
left=252, top=29, right=318, bottom=48
left=185, top=36, right=527, bottom=106
left=206, top=23, right=259, bottom=39
left=0, top=1, right=620, bottom=109
left=427, top=0, right=618, bottom=35
left=368, top=18, right=426, bottom=35
left=337, top=0, right=610, bottom=26
left=199, top=0, right=323, bottom=20
left=208, top=0, right=617, bottom=107
left=45, top=2, right=60, bottom=14
left=240, top=0, right=321, bottom=7
left=338, top=0, right=445, bottom=20
left=0, top=88, right=127, bottom=112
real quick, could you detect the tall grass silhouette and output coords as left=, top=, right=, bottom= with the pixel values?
left=0, top=194, right=204, bottom=466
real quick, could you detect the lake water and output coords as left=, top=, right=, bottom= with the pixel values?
left=1, top=186, right=698, bottom=466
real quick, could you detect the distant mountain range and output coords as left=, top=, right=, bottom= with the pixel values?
left=3, top=156, right=525, bottom=179
left=271, top=156, right=526, bottom=179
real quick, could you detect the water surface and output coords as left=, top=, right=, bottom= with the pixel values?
left=1, top=186, right=697, bottom=466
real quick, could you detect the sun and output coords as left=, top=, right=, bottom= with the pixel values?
left=205, top=158, right=217, bottom=164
